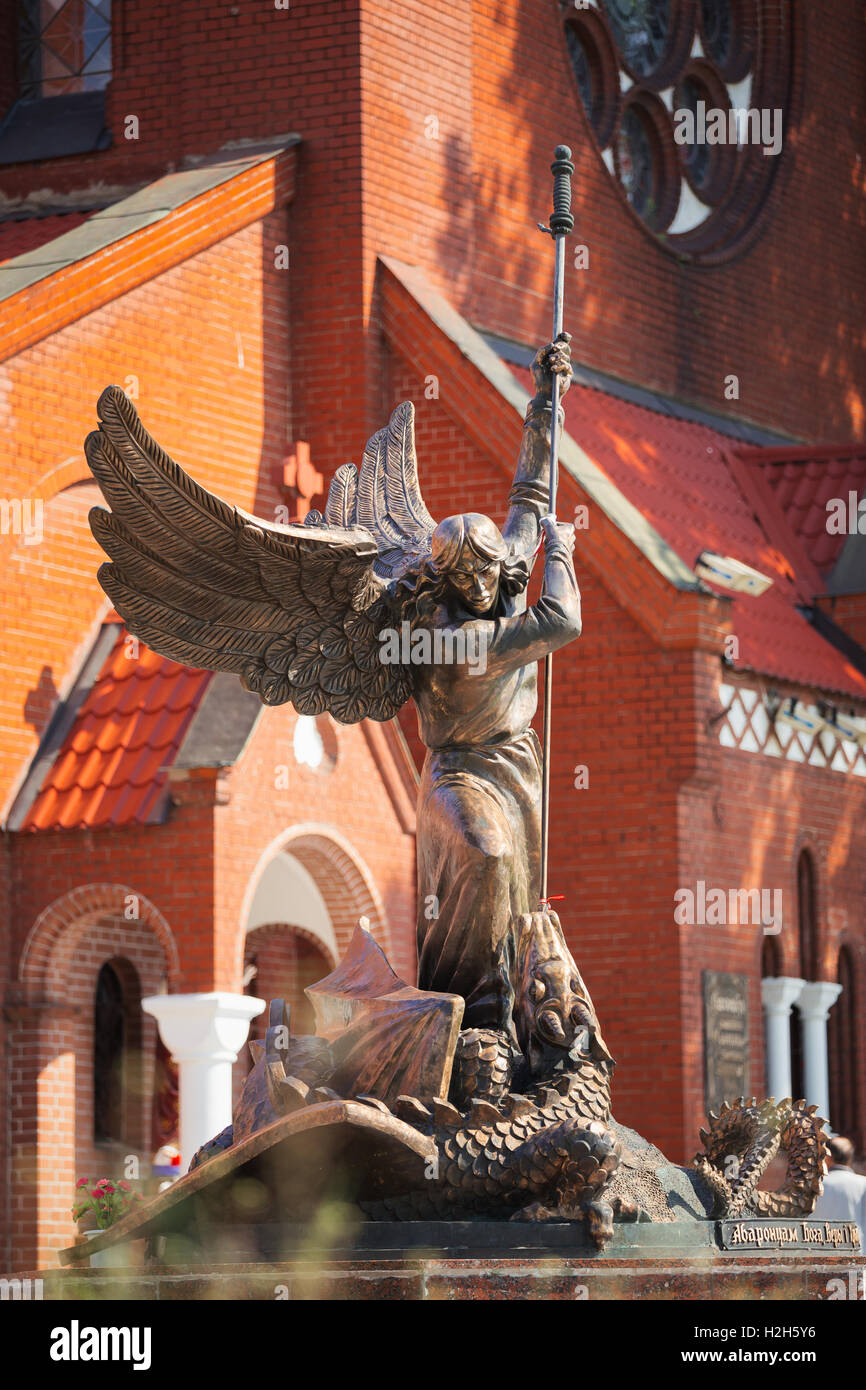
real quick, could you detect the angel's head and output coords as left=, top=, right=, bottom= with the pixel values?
left=427, top=513, right=525, bottom=617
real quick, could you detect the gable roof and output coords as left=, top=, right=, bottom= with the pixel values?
left=9, top=616, right=419, bottom=837
left=733, top=443, right=866, bottom=581
left=379, top=255, right=866, bottom=702
left=0, top=134, right=299, bottom=361
left=511, top=367, right=866, bottom=699
left=11, top=622, right=212, bottom=832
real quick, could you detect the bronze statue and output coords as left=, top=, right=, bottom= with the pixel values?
left=85, top=338, right=578, bottom=1045
left=83, top=350, right=831, bottom=1249
left=79, top=142, right=832, bottom=1255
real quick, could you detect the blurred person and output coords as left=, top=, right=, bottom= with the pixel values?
left=813, top=1135, right=866, bottom=1254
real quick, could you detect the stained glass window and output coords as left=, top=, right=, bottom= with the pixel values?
left=616, top=104, right=657, bottom=223
left=700, top=0, right=733, bottom=68
left=601, top=0, right=670, bottom=79
left=19, top=0, right=112, bottom=101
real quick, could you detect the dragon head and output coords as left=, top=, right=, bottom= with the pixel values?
left=513, top=910, right=614, bottom=1077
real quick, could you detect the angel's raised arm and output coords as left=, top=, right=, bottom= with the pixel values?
left=501, top=337, right=572, bottom=569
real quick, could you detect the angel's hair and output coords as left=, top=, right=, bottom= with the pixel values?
left=400, top=513, right=529, bottom=626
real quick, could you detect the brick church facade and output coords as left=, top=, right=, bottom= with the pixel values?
left=0, top=1, right=864, bottom=1270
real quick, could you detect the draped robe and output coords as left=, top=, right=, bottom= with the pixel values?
left=412, top=396, right=582, bottom=1039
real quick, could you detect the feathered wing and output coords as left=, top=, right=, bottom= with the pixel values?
left=84, top=386, right=434, bottom=723
left=310, top=400, right=436, bottom=579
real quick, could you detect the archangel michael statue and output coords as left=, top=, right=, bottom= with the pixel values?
left=85, top=339, right=578, bottom=1047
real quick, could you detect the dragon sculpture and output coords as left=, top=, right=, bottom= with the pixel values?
left=188, top=916, right=829, bottom=1249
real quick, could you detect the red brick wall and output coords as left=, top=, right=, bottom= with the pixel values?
left=5, top=700, right=417, bottom=1268
left=245, top=924, right=332, bottom=1043
left=3, top=3, right=862, bottom=444
left=0, top=210, right=289, bottom=810
left=367, top=1, right=864, bottom=441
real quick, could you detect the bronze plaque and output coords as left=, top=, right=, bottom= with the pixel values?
left=703, top=970, right=749, bottom=1114
left=719, top=1219, right=862, bottom=1253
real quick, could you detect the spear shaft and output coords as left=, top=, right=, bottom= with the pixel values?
left=539, top=145, right=574, bottom=906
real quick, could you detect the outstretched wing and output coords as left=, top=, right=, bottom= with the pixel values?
left=307, top=400, right=436, bottom=580
left=85, top=386, right=415, bottom=723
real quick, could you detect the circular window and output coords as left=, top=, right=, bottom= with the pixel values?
left=614, top=96, right=678, bottom=231
left=563, top=0, right=794, bottom=261
left=292, top=714, right=337, bottom=774
left=674, top=63, right=736, bottom=203
left=699, top=0, right=754, bottom=82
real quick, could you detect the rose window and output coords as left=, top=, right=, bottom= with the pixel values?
left=562, top=0, right=795, bottom=260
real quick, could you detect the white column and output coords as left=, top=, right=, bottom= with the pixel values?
left=143, top=992, right=265, bottom=1168
left=761, top=976, right=805, bottom=1099
left=795, top=981, right=843, bottom=1125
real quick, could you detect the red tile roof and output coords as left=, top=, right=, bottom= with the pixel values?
left=510, top=367, right=866, bottom=699
left=0, top=211, right=95, bottom=264
left=21, top=624, right=212, bottom=832
left=733, top=444, right=866, bottom=579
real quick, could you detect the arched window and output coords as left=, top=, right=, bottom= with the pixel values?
left=93, top=962, right=124, bottom=1143
left=761, top=933, right=780, bottom=981
left=828, top=947, right=859, bottom=1139
left=797, top=850, right=818, bottom=982
left=93, top=957, right=142, bottom=1145
left=760, top=933, right=781, bottom=1095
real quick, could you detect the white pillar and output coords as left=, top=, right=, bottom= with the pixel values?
left=795, top=981, right=843, bottom=1125
left=761, top=976, right=805, bottom=1099
left=143, top=992, right=265, bottom=1168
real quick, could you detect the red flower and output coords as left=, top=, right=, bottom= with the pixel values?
left=90, top=1188, right=102, bottom=1198
left=76, top=1178, right=89, bottom=1188
left=118, top=1180, right=131, bottom=1192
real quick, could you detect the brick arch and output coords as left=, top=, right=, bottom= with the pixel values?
left=237, top=823, right=392, bottom=982
left=33, top=457, right=94, bottom=501
left=19, top=882, right=180, bottom=996
left=767, top=832, right=825, bottom=980
left=246, top=920, right=337, bottom=973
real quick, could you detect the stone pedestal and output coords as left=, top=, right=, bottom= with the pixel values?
left=37, top=1226, right=866, bottom=1301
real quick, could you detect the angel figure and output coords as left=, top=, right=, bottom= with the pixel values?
left=85, top=338, right=579, bottom=1050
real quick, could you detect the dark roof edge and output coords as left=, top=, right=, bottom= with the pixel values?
left=798, top=605, right=866, bottom=682
left=483, top=331, right=799, bottom=448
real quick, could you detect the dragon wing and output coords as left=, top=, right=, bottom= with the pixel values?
left=85, top=386, right=423, bottom=723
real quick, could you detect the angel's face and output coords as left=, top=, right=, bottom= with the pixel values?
left=447, top=554, right=501, bottom=615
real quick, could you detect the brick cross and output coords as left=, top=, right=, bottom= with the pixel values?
left=282, top=441, right=323, bottom=521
